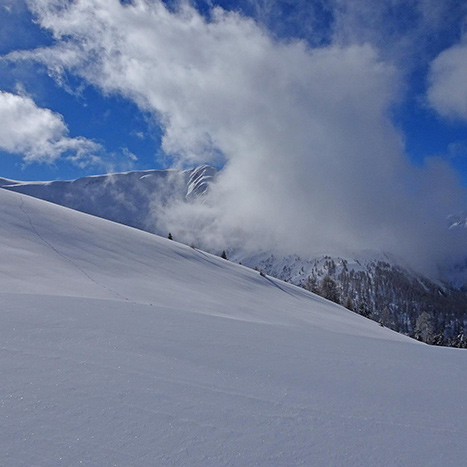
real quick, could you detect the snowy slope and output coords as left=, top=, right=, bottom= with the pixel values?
left=2, top=168, right=467, bottom=345
left=1, top=189, right=467, bottom=466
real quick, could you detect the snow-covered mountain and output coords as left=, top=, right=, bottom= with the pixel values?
left=2, top=166, right=467, bottom=346
left=2, top=184, right=467, bottom=466
left=236, top=251, right=467, bottom=344
left=0, top=165, right=216, bottom=235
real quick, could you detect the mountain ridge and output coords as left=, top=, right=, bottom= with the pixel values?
left=2, top=166, right=466, bottom=346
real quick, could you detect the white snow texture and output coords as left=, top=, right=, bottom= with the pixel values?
left=1, top=188, right=466, bottom=466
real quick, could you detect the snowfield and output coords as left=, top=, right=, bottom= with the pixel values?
left=1, top=189, right=466, bottom=467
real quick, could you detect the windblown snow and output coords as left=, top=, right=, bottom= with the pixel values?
left=1, top=188, right=466, bottom=466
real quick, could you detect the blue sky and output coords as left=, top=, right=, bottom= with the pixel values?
left=0, top=0, right=467, bottom=187
left=2, top=0, right=467, bottom=271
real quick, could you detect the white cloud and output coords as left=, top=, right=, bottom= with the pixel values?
left=427, top=39, right=467, bottom=120
left=12, top=0, right=467, bottom=273
left=0, top=90, right=101, bottom=164
left=329, top=1, right=467, bottom=123
left=330, top=0, right=467, bottom=70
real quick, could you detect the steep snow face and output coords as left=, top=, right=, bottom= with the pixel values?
left=0, top=165, right=216, bottom=235
left=186, top=164, right=217, bottom=199
left=1, top=188, right=467, bottom=466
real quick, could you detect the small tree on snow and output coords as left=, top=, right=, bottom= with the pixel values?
left=344, top=296, right=354, bottom=311
left=168, top=232, right=173, bottom=240
left=221, top=250, right=227, bottom=260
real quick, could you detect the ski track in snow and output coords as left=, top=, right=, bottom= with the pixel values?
left=18, top=197, right=133, bottom=304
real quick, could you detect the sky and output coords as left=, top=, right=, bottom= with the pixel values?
left=1, top=0, right=467, bottom=273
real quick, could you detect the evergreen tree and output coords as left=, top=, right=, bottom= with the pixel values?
left=304, top=276, right=320, bottom=294
left=343, top=295, right=354, bottom=311
left=357, top=301, right=371, bottom=318
left=168, top=232, right=173, bottom=240
left=432, top=331, right=445, bottom=346
left=415, top=312, right=434, bottom=344
left=320, top=275, right=340, bottom=304
left=380, top=306, right=393, bottom=328
left=221, top=250, right=227, bottom=260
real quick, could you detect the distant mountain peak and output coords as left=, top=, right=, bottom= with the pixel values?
left=0, top=165, right=217, bottom=234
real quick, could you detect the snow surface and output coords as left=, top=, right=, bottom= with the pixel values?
left=1, top=189, right=467, bottom=466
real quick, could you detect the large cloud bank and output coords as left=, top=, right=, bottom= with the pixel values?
left=13, top=0, right=467, bottom=274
